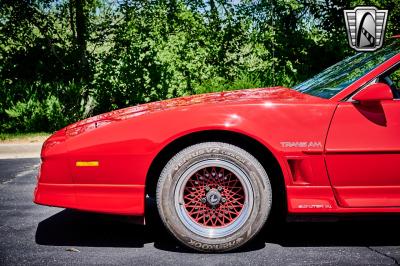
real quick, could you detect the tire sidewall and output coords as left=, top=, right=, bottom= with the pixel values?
left=157, top=142, right=272, bottom=252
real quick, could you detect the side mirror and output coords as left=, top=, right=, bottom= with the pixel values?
left=353, top=82, right=393, bottom=103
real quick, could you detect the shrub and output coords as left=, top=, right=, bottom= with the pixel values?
left=4, top=95, right=68, bottom=132
left=194, top=73, right=266, bottom=94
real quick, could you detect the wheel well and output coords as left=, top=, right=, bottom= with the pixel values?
left=145, top=130, right=287, bottom=218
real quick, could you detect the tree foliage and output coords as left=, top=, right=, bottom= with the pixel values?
left=1, top=0, right=399, bottom=132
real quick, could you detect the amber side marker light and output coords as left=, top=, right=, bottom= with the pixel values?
left=76, top=161, right=99, bottom=167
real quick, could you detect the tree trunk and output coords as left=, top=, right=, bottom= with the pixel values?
left=74, top=0, right=89, bottom=79
left=69, top=0, right=76, bottom=40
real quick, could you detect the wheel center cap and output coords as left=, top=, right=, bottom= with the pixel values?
left=206, top=189, right=221, bottom=206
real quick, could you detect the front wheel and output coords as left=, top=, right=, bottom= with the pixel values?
left=156, top=142, right=272, bottom=252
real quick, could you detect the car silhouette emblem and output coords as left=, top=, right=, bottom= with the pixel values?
left=206, top=189, right=221, bottom=206
left=210, top=195, right=218, bottom=203
left=344, top=6, right=388, bottom=51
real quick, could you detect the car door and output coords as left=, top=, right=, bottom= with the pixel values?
left=325, top=72, right=400, bottom=208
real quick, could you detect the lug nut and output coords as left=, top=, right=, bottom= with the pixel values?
left=201, top=198, right=206, bottom=203
left=221, top=198, right=226, bottom=203
left=205, top=186, right=210, bottom=192
left=217, top=186, right=223, bottom=191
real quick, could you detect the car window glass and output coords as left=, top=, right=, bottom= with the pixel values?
left=294, top=40, right=400, bottom=99
left=377, top=64, right=400, bottom=99
left=389, top=68, right=400, bottom=90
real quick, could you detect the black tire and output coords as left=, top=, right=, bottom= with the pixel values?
left=156, top=142, right=272, bottom=252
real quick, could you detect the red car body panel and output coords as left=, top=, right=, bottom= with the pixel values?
left=326, top=100, right=400, bottom=208
left=34, top=53, right=400, bottom=216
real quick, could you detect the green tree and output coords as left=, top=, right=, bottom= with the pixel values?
left=1, top=0, right=399, bottom=133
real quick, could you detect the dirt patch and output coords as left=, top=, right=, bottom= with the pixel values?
left=0, top=135, right=49, bottom=144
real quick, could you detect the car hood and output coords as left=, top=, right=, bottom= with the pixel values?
left=65, top=86, right=321, bottom=137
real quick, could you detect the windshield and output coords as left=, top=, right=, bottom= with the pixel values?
left=293, top=41, right=400, bottom=99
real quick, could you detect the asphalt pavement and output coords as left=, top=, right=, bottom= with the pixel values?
left=0, top=157, right=400, bottom=265
left=0, top=143, right=42, bottom=159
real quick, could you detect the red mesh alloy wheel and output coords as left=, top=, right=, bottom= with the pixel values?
left=183, top=166, right=245, bottom=227
left=157, top=143, right=272, bottom=252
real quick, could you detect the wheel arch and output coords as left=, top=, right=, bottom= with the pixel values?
left=145, top=129, right=287, bottom=218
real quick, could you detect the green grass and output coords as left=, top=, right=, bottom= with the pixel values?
left=0, top=132, right=50, bottom=142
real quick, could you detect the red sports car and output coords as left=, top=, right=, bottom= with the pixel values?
left=34, top=40, right=400, bottom=252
